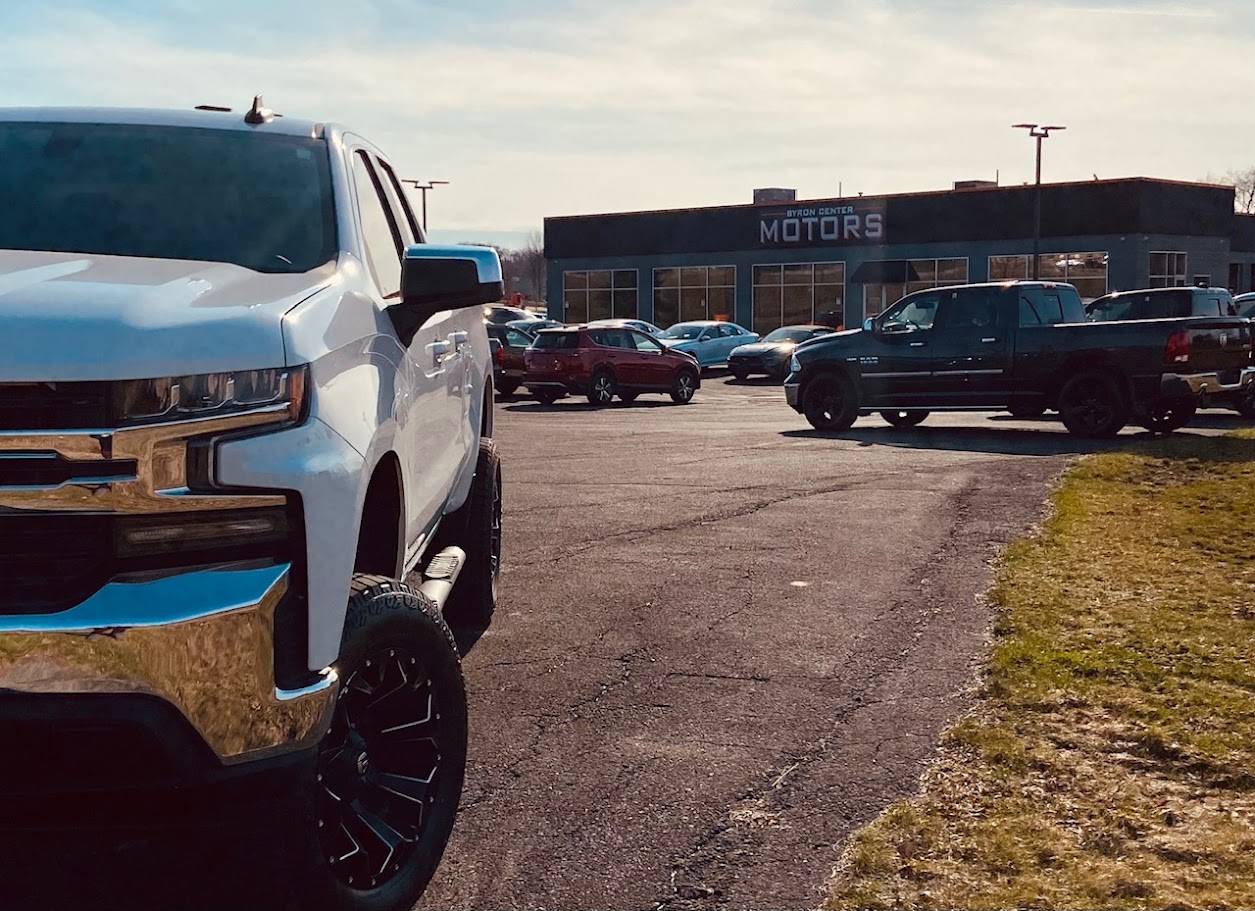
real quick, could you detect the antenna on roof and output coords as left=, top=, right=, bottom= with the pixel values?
left=244, top=95, right=274, bottom=125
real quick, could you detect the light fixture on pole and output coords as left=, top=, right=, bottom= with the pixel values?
left=400, top=179, right=450, bottom=233
left=1012, top=123, right=1066, bottom=280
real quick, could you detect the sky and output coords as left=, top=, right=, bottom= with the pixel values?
left=3, top=0, right=1254, bottom=249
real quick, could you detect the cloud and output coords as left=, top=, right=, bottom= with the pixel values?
left=2, top=0, right=1253, bottom=242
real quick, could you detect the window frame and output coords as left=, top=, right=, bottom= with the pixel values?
left=350, top=149, right=405, bottom=300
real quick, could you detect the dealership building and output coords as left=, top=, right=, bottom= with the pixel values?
left=545, top=178, right=1255, bottom=335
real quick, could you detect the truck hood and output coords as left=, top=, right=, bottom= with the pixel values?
left=0, top=250, right=335, bottom=381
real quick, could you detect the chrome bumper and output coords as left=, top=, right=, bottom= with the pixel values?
left=784, top=381, right=801, bottom=410
left=1163, top=366, right=1255, bottom=397
left=0, top=562, right=338, bottom=765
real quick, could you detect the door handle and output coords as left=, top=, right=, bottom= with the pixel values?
left=449, top=331, right=469, bottom=348
left=426, top=340, right=452, bottom=360
left=981, top=337, right=999, bottom=344
left=909, top=341, right=927, bottom=348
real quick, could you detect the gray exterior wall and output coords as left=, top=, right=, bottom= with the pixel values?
left=549, top=233, right=1235, bottom=327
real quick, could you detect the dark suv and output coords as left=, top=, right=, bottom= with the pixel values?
left=524, top=325, right=700, bottom=405
left=1086, top=286, right=1238, bottom=321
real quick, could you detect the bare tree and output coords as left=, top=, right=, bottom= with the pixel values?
left=1205, top=167, right=1255, bottom=213
left=517, top=231, right=546, bottom=302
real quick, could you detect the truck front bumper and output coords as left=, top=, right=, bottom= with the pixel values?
left=784, top=380, right=802, bottom=411
left=0, top=561, right=338, bottom=767
left=1161, top=366, right=1255, bottom=399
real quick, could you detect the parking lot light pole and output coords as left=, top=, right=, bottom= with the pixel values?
left=1012, top=124, right=1066, bottom=280
left=401, top=179, right=450, bottom=234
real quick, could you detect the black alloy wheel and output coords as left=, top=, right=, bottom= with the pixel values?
left=1139, top=399, right=1197, bottom=434
left=298, top=576, right=467, bottom=911
left=880, top=410, right=929, bottom=429
left=1057, top=371, right=1128, bottom=438
left=588, top=369, right=616, bottom=405
left=317, top=646, right=445, bottom=891
left=801, top=372, right=859, bottom=431
left=671, top=369, right=697, bottom=404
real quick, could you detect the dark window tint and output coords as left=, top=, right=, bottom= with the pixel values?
left=352, top=151, right=402, bottom=297
left=630, top=331, right=663, bottom=353
left=533, top=331, right=580, bottom=349
left=1199, top=295, right=1223, bottom=317
left=0, top=121, right=336, bottom=273
left=376, top=159, right=422, bottom=243
left=1058, top=286, right=1087, bottom=322
left=936, top=287, right=999, bottom=330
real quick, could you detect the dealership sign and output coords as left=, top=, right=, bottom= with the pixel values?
left=758, top=202, right=886, bottom=246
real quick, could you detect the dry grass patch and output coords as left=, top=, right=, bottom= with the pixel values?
left=827, top=431, right=1255, bottom=910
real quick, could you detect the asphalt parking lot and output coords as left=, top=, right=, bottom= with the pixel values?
left=419, top=379, right=1247, bottom=910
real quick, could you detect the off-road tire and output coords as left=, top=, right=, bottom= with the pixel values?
left=670, top=368, right=698, bottom=404
left=1139, top=399, right=1197, bottom=434
left=292, top=575, right=467, bottom=911
left=587, top=369, right=616, bottom=406
left=1058, top=371, right=1128, bottom=438
left=439, top=439, right=501, bottom=628
left=880, top=410, right=928, bottom=428
left=801, top=371, right=859, bottom=431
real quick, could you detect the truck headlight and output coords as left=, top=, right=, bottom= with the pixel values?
left=114, top=367, right=308, bottom=426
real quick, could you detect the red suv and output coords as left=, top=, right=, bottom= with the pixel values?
left=524, top=325, right=701, bottom=406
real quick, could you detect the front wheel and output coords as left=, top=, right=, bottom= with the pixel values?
left=1058, top=371, right=1128, bottom=438
left=671, top=369, right=698, bottom=404
left=880, top=410, right=928, bottom=428
left=801, top=372, right=859, bottom=431
left=587, top=369, right=617, bottom=405
left=294, top=575, right=467, bottom=911
left=1139, top=399, right=1197, bottom=434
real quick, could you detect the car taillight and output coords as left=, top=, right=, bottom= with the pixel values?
left=1164, top=330, right=1190, bottom=365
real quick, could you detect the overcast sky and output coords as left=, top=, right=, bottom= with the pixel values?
left=3, top=0, right=1252, bottom=248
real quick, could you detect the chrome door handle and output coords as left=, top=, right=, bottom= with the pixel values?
left=982, top=337, right=998, bottom=343
left=449, top=331, right=469, bottom=348
left=909, top=341, right=927, bottom=348
left=427, top=340, right=452, bottom=359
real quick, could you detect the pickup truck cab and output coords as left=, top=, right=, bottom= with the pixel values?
left=1086, top=285, right=1238, bottom=321
left=0, top=103, right=502, bottom=910
left=785, top=281, right=1254, bottom=437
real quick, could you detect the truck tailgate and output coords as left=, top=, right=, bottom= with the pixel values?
left=1182, top=319, right=1253, bottom=377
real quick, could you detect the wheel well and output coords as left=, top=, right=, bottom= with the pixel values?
left=482, top=381, right=494, bottom=438
left=354, top=454, right=403, bottom=578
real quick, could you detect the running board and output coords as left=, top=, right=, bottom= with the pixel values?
left=419, top=546, right=466, bottom=613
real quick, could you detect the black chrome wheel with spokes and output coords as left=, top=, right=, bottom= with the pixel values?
left=294, top=576, right=466, bottom=911
left=317, top=645, right=443, bottom=890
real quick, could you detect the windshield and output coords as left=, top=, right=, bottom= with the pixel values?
left=762, top=328, right=815, bottom=343
left=0, top=122, right=336, bottom=273
left=661, top=323, right=705, bottom=340
left=1237, top=296, right=1255, bottom=319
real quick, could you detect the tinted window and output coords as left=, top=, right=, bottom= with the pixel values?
left=718, top=324, right=741, bottom=338
left=936, top=287, right=999, bottom=330
left=0, top=121, right=336, bottom=273
left=881, top=291, right=940, bottom=331
left=1198, top=295, right=1223, bottom=317
left=1058, top=286, right=1087, bottom=322
left=533, top=331, right=580, bottom=349
left=630, top=331, right=663, bottom=353
left=505, top=328, right=533, bottom=348
left=352, top=151, right=402, bottom=297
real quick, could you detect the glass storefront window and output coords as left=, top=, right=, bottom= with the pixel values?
left=751, top=260, right=845, bottom=335
left=653, top=265, right=735, bottom=327
left=565, top=269, right=638, bottom=322
left=1149, top=251, right=1187, bottom=288
left=987, top=251, right=1107, bottom=301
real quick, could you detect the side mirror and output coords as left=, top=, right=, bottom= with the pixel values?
left=862, top=318, right=875, bottom=333
left=390, top=245, right=505, bottom=343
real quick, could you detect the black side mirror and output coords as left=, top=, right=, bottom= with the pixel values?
left=390, top=245, right=505, bottom=343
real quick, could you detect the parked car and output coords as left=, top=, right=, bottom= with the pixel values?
left=0, top=104, right=501, bottom=911
left=509, top=316, right=564, bottom=331
left=785, top=281, right=1254, bottom=437
left=524, top=325, right=700, bottom=405
left=587, top=317, right=665, bottom=337
left=658, top=320, right=760, bottom=368
left=487, top=323, right=536, bottom=396
left=728, top=325, right=835, bottom=380
left=1235, top=291, right=1255, bottom=318
left=1086, top=285, right=1254, bottom=417
left=485, top=304, right=546, bottom=326
left=1086, top=285, right=1238, bottom=321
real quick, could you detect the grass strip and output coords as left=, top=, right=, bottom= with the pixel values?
left=827, top=430, right=1255, bottom=910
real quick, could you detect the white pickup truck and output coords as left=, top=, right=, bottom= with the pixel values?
left=0, top=101, right=500, bottom=910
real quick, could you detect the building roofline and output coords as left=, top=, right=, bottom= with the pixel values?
left=544, top=176, right=1236, bottom=223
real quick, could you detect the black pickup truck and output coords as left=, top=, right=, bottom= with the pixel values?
left=784, top=281, right=1254, bottom=437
